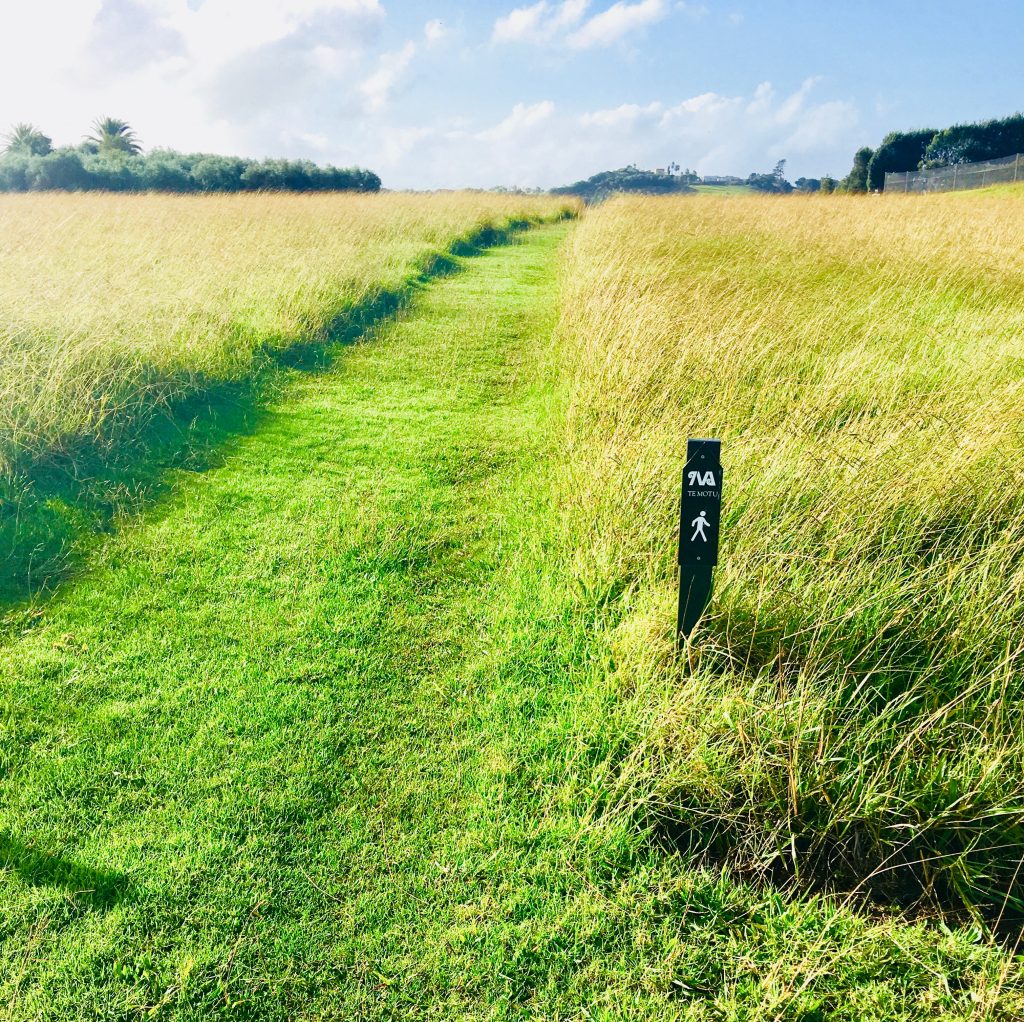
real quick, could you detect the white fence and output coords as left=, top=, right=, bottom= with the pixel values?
left=885, top=152, right=1024, bottom=193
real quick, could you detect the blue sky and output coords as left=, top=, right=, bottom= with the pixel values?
left=2, top=0, right=1023, bottom=188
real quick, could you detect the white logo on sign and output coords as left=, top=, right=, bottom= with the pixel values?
left=691, top=511, right=709, bottom=542
left=688, top=470, right=716, bottom=487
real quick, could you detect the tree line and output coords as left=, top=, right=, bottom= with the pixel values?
left=744, top=160, right=842, bottom=194
left=1, top=118, right=381, bottom=194
left=551, top=160, right=850, bottom=200
left=839, top=112, right=1024, bottom=193
left=551, top=165, right=695, bottom=203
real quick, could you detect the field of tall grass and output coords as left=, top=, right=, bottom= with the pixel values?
left=0, top=191, right=575, bottom=598
left=558, top=190, right=1024, bottom=923
left=3, top=184, right=1024, bottom=1014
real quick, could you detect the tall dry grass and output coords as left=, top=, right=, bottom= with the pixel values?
left=557, top=190, right=1024, bottom=919
left=0, top=191, right=574, bottom=480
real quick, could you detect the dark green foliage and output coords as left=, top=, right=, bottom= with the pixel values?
left=0, top=154, right=29, bottom=191
left=79, top=150, right=136, bottom=190
left=794, top=177, right=821, bottom=192
left=31, top=151, right=89, bottom=190
left=2, top=122, right=52, bottom=156
left=134, top=149, right=197, bottom=192
left=867, top=129, right=938, bottom=191
left=819, top=175, right=837, bottom=194
left=191, top=155, right=246, bottom=191
left=923, top=112, right=1024, bottom=167
left=840, top=147, right=874, bottom=193
left=26, top=149, right=92, bottom=190
left=746, top=160, right=793, bottom=193
left=862, top=115, right=1024, bottom=190
left=551, top=165, right=694, bottom=203
left=666, top=162, right=701, bottom=183
left=0, top=146, right=381, bottom=194
left=87, top=117, right=143, bottom=155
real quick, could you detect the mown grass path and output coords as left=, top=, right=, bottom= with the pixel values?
left=0, top=223, right=674, bottom=1020
left=2, top=223, right=1013, bottom=1022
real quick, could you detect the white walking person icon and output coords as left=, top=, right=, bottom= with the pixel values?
left=691, top=511, right=709, bottom=542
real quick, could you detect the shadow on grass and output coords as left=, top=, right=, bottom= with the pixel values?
left=0, top=217, right=552, bottom=610
left=0, top=832, right=131, bottom=910
left=650, top=801, right=1024, bottom=943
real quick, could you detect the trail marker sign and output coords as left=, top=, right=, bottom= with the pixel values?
left=677, top=437, right=722, bottom=644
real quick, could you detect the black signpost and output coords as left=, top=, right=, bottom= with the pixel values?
left=677, top=438, right=722, bottom=646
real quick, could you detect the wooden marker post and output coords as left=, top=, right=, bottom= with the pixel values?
left=677, top=438, right=722, bottom=646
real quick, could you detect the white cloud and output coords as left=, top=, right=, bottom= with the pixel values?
left=580, top=101, right=662, bottom=128
left=424, top=18, right=446, bottom=44
left=493, top=2, right=543, bottom=43
left=680, top=2, right=709, bottom=19
left=412, top=80, right=858, bottom=188
left=88, top=0, right=187, bottom=73
left=0, top=0, right=387, bottom=155
left=652, top=78, right=859, bottom=170
left=492, top=0, right=588, bottom=44
left=567, top=0, right=666, bottom=49
left=492, top=0, right=666, bottom=50
left=359, top=41, right=417, bottom=113
left=0, top=3, right=863, bottom=191
left=159, top=0, right=384, bottom=65
left=478, top=100, right=556, bottom=141
left=367, top=80, right=858, bottom=190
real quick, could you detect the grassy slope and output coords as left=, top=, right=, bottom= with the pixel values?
left=1, top=224, right=1018, bottom=1020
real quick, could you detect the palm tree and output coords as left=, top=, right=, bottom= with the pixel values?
left=86, top=117, right=142, bottom=156
left=3, top=123, right=52, bottom=156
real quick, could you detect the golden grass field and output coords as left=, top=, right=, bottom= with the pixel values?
left=558, top=190, right=1024, bottom=918
left=0, top=191, right=573, bottom=480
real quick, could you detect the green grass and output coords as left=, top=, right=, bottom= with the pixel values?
left=2, top=223, right=1021, bottom=1019
left=961, top=181, right=1024, bottom=197
left=0, top=194, right=573, bottom=606
left=555, top=192, right=1024, bottom=931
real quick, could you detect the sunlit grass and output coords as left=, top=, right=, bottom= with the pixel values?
left=0, top=191, right=574, bottom=479
left=0, top=191, right=575, bottom=599
left=1, top=202, right=1022, bottom=1016
left=557, top=190, right=1024, bottom=920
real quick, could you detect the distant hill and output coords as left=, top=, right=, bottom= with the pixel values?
left=551, top=166, right=695, bottom=202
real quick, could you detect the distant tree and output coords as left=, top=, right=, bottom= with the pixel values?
left=840, top=147, right=873, bottom=193
left=923, top=113, right=1024, bottom=168
left=867, top=129, right=937, bottom=190
left=0, top=154, right=30, bottom=190
left=137, top=149, right=195, bottom=192
left=746, top=159, right=793, bottom=193
left=551, top=166, right=695, bottom=203
left=192, top=155, right=246, bottom=192
left=0, top=133, right=381, bottom=195
left=80, top=150, right=136, bottom=190
left=352, top=168, right=382, bottom=192
left=3, top=123, right=52, bottom=156
left=26, top=149, right=90, bottom=191
left=87, top=117, right=142, bottom=156
left=819, top=175, right=838, bottom=194
left=794, top=177, right=821, bottom=192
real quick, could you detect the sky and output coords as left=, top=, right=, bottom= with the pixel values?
left=2, top=0, right=1023, bottom=189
